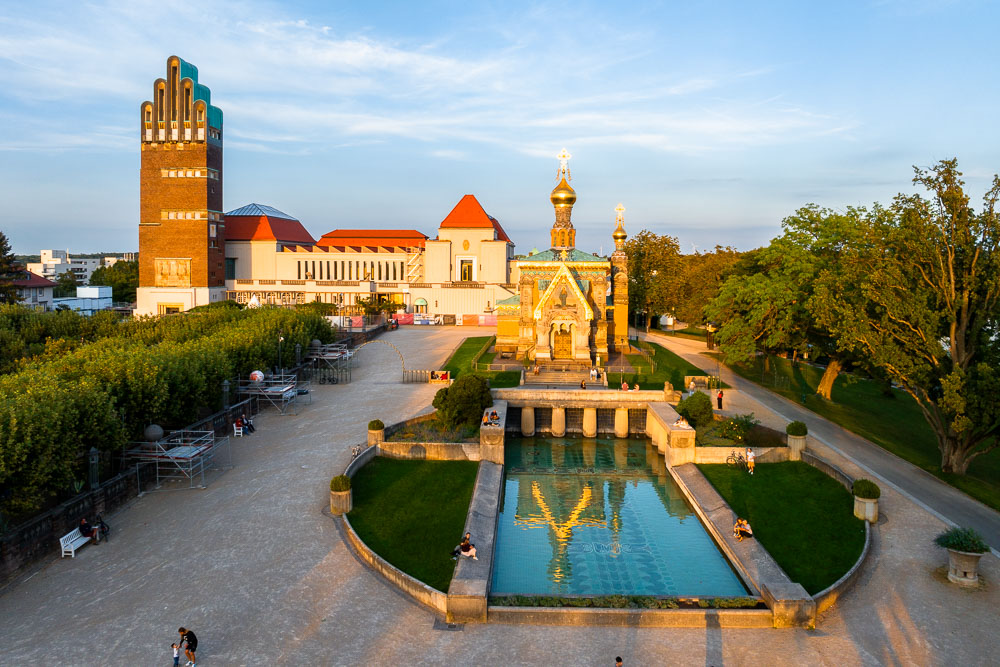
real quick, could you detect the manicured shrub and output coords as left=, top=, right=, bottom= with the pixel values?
left=852, top=479, right=881, bottom=499
left=786, top=420, right=808, bottom=436
left=432, top=374, right=492, bottom=429
left=330, top=475, right=351, bottom=492
left=934, top=527, right=988, bottom=553
left=676, top=391, right=714, bottom=428
left=368, top=419, right=384, bottom=430
left=719, top=413, right=760, bottom=441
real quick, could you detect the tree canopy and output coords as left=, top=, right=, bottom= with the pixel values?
left=89, top=260, right=138, bottom=303
left=0, top=231, right=23, bottom=305
left=624, top=230, right=681, bottom=329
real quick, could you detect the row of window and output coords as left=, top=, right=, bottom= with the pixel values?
left=296, top=259, right=407, bottom=282
left=160, top=168, right=219, bottom=179
left=161, top=210, right=223, bottom=221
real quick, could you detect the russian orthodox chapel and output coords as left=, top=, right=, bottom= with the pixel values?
left=496, top=151, right=629, bottom=366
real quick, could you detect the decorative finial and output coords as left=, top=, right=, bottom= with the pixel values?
left=612, top=202, right=628, bottom=250
left=556, top=148, right=572, bottom=182
left=559, top=248, right=569, bottom=261
left=615, top=203, right=625, bottom=224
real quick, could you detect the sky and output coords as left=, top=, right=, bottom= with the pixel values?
left=2, top=0, right=999, bottom=255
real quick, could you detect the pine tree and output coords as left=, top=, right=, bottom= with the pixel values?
left=0, top=230, right=23, bottom=304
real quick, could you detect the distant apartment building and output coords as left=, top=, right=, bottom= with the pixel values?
left=27, top=249, right=133, bottom=285
left=52, top=286, right=114, bottom=315
left=13, top=271, right=57, bottom=310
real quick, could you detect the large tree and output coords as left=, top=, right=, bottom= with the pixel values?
left=0, top=230, right=23, bottom=304
left=53, top=269, right=79, bottom=298
left=624, top=230, right=682, bottom=330
left=815, top=160, right=1000, bottom=474
left=673, top=245, right=742, bottom=325
left=89, top=260, right=138, bottom=303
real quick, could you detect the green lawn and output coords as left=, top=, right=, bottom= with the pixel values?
left=731, top=356, right=1000, bottom=512
left=348, top=458, right=479, bottom=592
left=442, top=335, right=520, bottom=388
left=617, top=340, right=718, bottom=390
left=656, top=325, right=708, bottom=343
left=698, top=462, right=865, bottom=594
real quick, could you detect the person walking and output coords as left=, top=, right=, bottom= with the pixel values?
left=717, top=389, right=724, bottom=410
left=171, top=643, right=181, bottom=667
left=746, top=447, right=755, bottom=475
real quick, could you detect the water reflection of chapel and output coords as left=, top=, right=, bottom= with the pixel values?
left=495, top=151, right=630, bottom=366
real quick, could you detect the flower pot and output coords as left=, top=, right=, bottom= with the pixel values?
left=330, top=489, right=352, bottom=515
left=946, top=548, right=984, bottom=587
left=787, top=434, right=806, bottom=461
left=853, top=495, right=878, bottom=523
left=367, top=428, right=384, bottom=447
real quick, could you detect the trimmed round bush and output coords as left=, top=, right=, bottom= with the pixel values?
left=368, top=419, right=384, bottom=430
left=676, top=391, right=714, bottom=428
left=852, top=478, right=881, bottom=499
left=934, top=527, right=989, bottom=553
left=786, top=420, right=808, bottom=436
left=432, top=374, right=493, bottom=429
left=330, top=475, right=351, bottom=492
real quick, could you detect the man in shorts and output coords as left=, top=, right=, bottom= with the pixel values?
left=178, top=627, right=198, bottom=666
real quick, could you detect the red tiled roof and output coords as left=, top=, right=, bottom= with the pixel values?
left=14, top=271, right=57, bottom=288
left=317, top=229, right=428, bottom=248
left=439, top=194, right=511, bottom=242
left=225, top=214, right=316, bottom=245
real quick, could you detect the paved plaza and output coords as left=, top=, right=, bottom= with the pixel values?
left=1, top=327, right=998, bottom=666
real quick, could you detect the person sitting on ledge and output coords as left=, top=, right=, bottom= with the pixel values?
left=632, top=383, right=639, bottom=391
left=451, top=532, right=471, bottom=559
left=672, top=416, right=689, bottom=428
left=451, top=532, right=478, bottom=560
left=482, top=413, right=490, bottom=426
left=580, top=380, right=587, bottom=389
left=621, top=381, right=629, bottom=391
left=490, top=410, right=499, bottom=421
left=733, top=518, right=754, bottom=542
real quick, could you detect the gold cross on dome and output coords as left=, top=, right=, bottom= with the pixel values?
left=556, top=148, right=572, bottom=181
left=615, top=202, right=625, bottom=223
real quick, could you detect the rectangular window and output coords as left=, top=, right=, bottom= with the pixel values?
left=209, top=223, right=217, bottom=238
left=378, top=262, right=382, bottom=281
left=460, top=260, right=473, bottom=282
left=326, top=261, right=330, bottom=280
left=225, top=258, right=236, bottom=280
left=311, top=261, right=316, bottom=280
left=334, top=262, right=338, bottom=280
left=297, top=261, right=301, bottom=280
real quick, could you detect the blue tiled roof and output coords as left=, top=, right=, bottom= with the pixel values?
left=527, top=248, right=606, bottom=262
left=497, top=295, right=521, bottom=306
left=225, top=203, right=298, bottom=220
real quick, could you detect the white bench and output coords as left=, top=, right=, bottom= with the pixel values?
left=60, top=527, right=94, bottom=558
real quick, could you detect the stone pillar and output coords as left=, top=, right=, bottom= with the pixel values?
left=582, top=407, right=597, bottom=437
left=552, top=407, right=566, bottom=437
left=521, top=406, right=535, bottom=437
left=787, top=434, right=806, bottom=461
left=614, top=407, right=629, bottom=438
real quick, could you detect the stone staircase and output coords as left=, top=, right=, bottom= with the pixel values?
left=524, top=367, right=592, bottom=386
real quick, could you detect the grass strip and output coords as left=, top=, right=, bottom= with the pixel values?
left=610, top=340, right=715, bottom=390
left=697, top=461, right=865, bottom=595
left=441, top=335, right=521, bottom=388
left=348, top=458, right=479, bottom=592
left=731, top=356, right=1000, bottom=512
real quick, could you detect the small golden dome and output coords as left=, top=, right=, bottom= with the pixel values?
left=612, top=224, right=627, bottom=241
left=550, top=177, right=576, bottom=207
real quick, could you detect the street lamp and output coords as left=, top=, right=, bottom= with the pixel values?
left=277, top=330, right=285, bottom=372
left=705, top=322, right=721, bottom=386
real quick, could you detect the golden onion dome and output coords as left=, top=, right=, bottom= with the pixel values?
left=550, top=177, right=576, bottom=207
left=612, top=224, right=627, bottom=241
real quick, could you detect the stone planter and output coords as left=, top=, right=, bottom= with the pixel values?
left=787, top=434, right=806, bottom=461
left=853, top=495, right=878, bottom=523
left=945, top=548, right=984, bottom=587
left=330, top=489, right=352, bottom=515
left=367, top=428, right=384, bottom=447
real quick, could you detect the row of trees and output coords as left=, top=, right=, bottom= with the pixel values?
left=623, top=231, right=743, bottom=329
left=706, top=160, right=999, bottom=475
left=0, top=305, right=335, bottom=515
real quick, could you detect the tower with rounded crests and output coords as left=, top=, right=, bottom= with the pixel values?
left=136, top=55, right=225, bottom=315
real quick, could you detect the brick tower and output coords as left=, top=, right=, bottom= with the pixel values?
left=136, top=56, right=225, bottom=315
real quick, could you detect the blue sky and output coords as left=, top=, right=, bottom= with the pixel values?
left=2, top=0, right=998, bottom=255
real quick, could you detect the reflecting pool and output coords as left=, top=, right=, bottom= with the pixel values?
left=491, top=436, right=748, bottom=597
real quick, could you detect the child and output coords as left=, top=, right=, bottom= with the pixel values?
left=171, top=643, right=180, bottom=667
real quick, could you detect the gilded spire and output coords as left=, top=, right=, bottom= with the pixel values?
left=550, top=148, right=577, bottom=249
left=612, top=203, right=627, bottom=255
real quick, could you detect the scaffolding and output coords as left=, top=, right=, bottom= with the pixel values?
left=306, top=343, right=355, bottom=384
left=123, top=430, right=232, bottom=489
left=238, top=373, right=302, bottom=415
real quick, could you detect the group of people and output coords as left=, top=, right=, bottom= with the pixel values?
left=733, top=518, right=753, bottom=542
left=481, top=410, right=500, bottom=427
left=78, top=517, right=102, bottom=544
left=172, top=627, right=197, bottom=666
left=672, top=416, right=690, bottom=428
left=589, top=367, right=601, bottom=381
left=234, top=413, right=255, bottom=434
left=619, top=381, right=640, bottom=391
left=450, top=531, right=478, bottom=560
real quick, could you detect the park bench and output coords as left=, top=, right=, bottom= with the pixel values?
left=59, top=527, right=94, bottom=558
